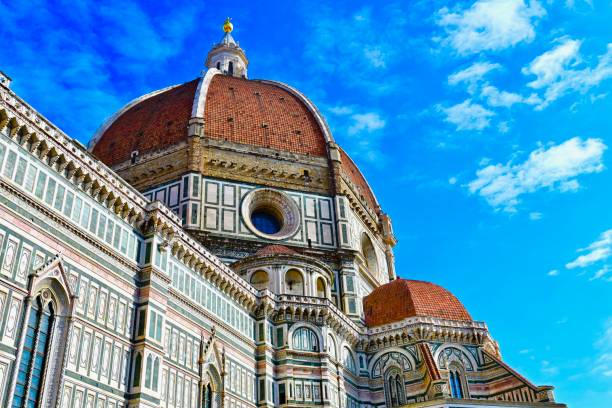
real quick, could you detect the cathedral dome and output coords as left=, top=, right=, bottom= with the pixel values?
left=90, top=74, right=329, bottom=166
left=88, top=19, right=385, bottom=238
left=363, top=279, right=472, bottom=327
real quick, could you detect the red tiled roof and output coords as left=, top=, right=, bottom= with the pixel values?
left=92, top=79, right=199, bottom=166
left=339, top=148, right=379, bottom=212
left=92, top=75, right=329, bottom=166
left=363, top=279, right=472, bottom=327
left=204, top=75, right=327, bottom=156
left=255, top=244, right=297, bottom=256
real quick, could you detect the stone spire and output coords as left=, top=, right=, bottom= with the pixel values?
left=205, top=17, right=248, bottom=78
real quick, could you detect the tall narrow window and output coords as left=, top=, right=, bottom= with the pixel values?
left=145, top=354, right=153, bottom=388
left=133, top=353, right=142, bottom=387
left=205, top=383, right=213, bottom=408
left=153, top=357, right=160, bottom=391
left=13, top=297, right=54, bottom=408
left=385, top=368, right=406, bottom=407
left=228, top=61, right=234, bottom=75
left=449, top=369, right=464, bottom=398
left=342, top=347, right=356, bottom=374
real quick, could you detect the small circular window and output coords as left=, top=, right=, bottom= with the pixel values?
left=251, top=209, right=282, bottom=234
left=241, top=188, right=301, bottom=240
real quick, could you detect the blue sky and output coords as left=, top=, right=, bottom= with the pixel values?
left=1, top=0, right=611, bottom=405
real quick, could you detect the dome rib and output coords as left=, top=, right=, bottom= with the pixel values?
left=91, top=78, right=199, bottom=166
left=203, top=75, right=328, bottom=156
left=89, top=83, right=183, bottom=151
left=339, top=147, right=380, bottom=212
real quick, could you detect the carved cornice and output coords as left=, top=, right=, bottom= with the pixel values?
left=267, top=293, right=361, bottom=345
left=0, top=92, right=147, bottom=229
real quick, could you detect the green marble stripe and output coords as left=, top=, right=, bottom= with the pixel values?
left=0, top=194, right=139, bottom=284
left=167, top=299, right=256, bottom=356
left=65, top=370, right=127, bottom=398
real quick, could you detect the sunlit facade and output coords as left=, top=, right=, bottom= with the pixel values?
left=0, top=20, right=565, bottom=408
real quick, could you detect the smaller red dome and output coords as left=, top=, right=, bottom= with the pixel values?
left=363, top=279, right=472, bottom=327
left=255, top=244, right=297, bottom=256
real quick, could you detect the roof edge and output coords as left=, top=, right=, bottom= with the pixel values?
left=339, top=146, right=382, bottom=211
left=191, top=68, right=222, bottom=118
left=87, top=83, right=182, bottom=151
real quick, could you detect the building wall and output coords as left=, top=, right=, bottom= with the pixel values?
left=0, top=77, right=564, bottom=408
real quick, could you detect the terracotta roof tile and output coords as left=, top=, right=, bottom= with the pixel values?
left=92, top=79, right=199, bottom=166
left=363, top=279, right=472, bottom=327
left=92, top=75, right=329, bottom=166
left=204, top=75, right=327, bottom=156
left=255, top=244, right=297, bottom=256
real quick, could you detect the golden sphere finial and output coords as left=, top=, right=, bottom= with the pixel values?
left=223, top=17, right=233, bottom=33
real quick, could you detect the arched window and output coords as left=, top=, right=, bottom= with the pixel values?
left=133, top=353, right=142, bottom=387
left=285, top=269, right=304, bottom=295
left=203, top=366, right=221, bottom=408
left=327, top=334, right=338, bottom=361
left=449, top=369, right=465, bottom=398
left=250, top=270, right=270, bottom=291
left=361, top=234, right=379, bottom=278
left=228, top=61, right=234, bottom=75
left=292, top=327, right=319, bottom=351
left=385, top=368, right=406, bottom=407
left=12, top=296, right=54, bottom=408
left=316, top=277, right=327, bottom=298
left=145, top=354, right=153, bottom=388
left=216, top=61, right=221, bottom=70
left=204, top=383, right=213, bottom=408
left=342, top=347, right=356, bottom=373
left=153, top=357, right=160, bottom=391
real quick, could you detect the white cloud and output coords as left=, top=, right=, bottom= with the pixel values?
left=327, top=106, right=386, bottom=164
left=447, top=62, right=542, bottom=110
left=524, top=39, right=582, bottom=88
left=328, top=105, right=353, bottom=115
left=563, top=230, right=612, bottom=282
left=440, top=99, right=495, bottom=131
left=547, top=269, right=559, bottom=276
left=566, top=230, right=612, bottom=269
left=348, top=113, right=386, bottom=135
left=303, top=6, right=412, bottom=94
left=530, top=211, right=542, bottom=220
left=497, top=121, right=510, bottom=134
left=437, top=0, right=546, bottom=55
left=481, top=85, right=542, bottom=107
left=590, top=266, right=610, bottom=281
left=448, top=61, right=501, bottom=91
left=541, top=360, right=560, bottom=376
left=523, top=39, right=612, bottom=108
left=594, top=319, right=612, bottom=377
left=448, top=176, right=458, bottom=185
left=567, top=247, right=611, bottom=269
left=467, top=137, right=606, bottom=211
left=363, top=46, right=387, bottom=68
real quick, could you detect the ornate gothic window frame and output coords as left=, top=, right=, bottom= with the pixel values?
left=6, top=255, right=76, bottom=408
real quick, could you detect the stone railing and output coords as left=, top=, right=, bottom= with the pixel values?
left=270, top=293, right=363, bottom=341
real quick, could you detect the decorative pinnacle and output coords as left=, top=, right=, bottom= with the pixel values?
left=223, top=17, right=233, bottom=33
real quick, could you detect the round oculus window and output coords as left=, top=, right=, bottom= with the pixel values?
left=241, top=188, right=301, bottom=240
